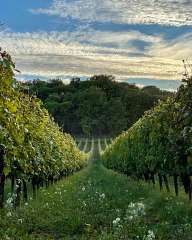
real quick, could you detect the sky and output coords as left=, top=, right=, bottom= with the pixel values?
left=1, top=0, right=192, bottom=91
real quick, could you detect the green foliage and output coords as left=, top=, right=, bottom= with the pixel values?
left=25, top=75, right=172, bottom=137
left=0, top=49, right=88, bottom=206
left=102, top=74, right=192, bottom=198
left=1, top=159, right=192, bottom=239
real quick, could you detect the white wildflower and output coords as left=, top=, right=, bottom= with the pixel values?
left=5, top=195, right=15, bottom=208
left=6, top=212, right=12, bottom=217
left=113, top=217, right=121, bottom=225
left=127, top=215, right=133, bottom=220
left=18, top=219, right=23, bottom=224
left=144, top=230, right=155, bottom=240
left=125, top=202, right=145, bottom=221
left=100, top=193, right=105, bottom=199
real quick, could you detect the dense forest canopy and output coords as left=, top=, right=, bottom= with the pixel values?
left=24, top=75, right=173, bottom=137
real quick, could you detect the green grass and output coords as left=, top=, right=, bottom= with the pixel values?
left=0, top=138, right=192, bottom=240
left=1, top=158, right=192, bottom=239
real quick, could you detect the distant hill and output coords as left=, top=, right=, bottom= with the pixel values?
left=23, top=75, right=173, bottom=137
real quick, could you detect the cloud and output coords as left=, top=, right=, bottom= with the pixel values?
left=30, top=0, right=192, bottom=26
left=135, top=83, right=145, bottom=89
left=149, top=32, right=192, bottom=60
left=0, top=29, right=190, bottom=82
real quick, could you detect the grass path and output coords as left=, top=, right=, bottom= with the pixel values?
left=1, top=143, right=192, bottom=239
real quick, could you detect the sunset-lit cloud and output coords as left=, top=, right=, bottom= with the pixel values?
left=0, top=30, right=187, bottom=81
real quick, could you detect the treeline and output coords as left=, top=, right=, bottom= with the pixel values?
left=102, top=72, right=192, bottom=199
left=0, top=50, right=87, bottom=208
left=24, top=75, right=172, bottom=137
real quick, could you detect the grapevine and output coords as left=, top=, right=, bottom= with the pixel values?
left=0, top=49, right=88, bottom=207
left=102, top=72, right=192, bottom=199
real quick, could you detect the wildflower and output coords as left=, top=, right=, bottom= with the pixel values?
left=6, top=212, right=12, bottom=217
left=15, top=179, right=22, bottom=189
left=113, top=217, right=121, bottom=225
left=82, top=187, right=86, bottom=191
left=144, top=230, right=155, bottom=240
left=127, top=215, right=133, bottom=220
left=100, top=193, right=105, bottom=199
left=6, top=198, right=13, bottom=205
left=6, top=195, right=14, bottom=208
left=18, top=219, right=23, bottom=224
left=125, top=202, right=145, bottom=221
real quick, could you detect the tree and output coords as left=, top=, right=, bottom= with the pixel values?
left=24, top=75, right=172, bottom=137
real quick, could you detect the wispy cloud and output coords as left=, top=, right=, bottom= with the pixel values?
left=0, top=29, right=189, bottom=81
left=149, top=32, right=192, bottom=60
left=30, top=0, right=192, bottom=26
